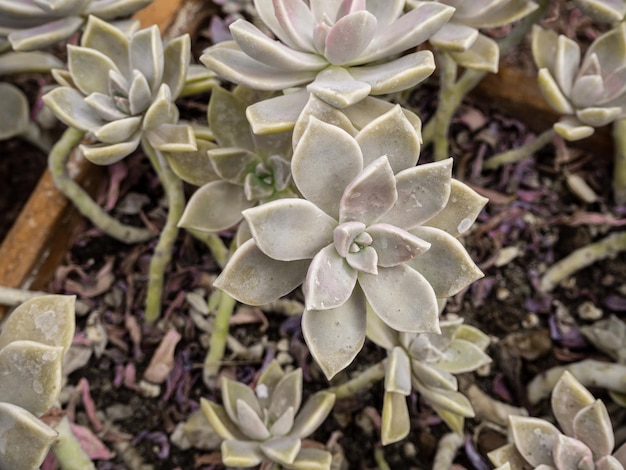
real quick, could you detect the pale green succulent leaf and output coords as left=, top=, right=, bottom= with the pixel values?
left=80, top=134, right=140, bottom=165
left=288, top=447, right=333, bottom=470
left=0, top=51, right=63, bottom=75
left=81, top=15, right=130, bottom=77
left=307, top=66, right=371, bottom=108
left=43, top=87, right=105, bottom=131
left=208, top=86, right=254, bottom=151
left=586, top=22, right=626, bottom=70
left=0, top=402, right=57, bottom=470
left=147, top=123, right=197, bottom=153
left=346, top=246, right=378, bottom=274
left=407, top=226, right=484, bottom=298
left=349, top=50, right=436, bottom=95
left=359, top=264, right=439, bottom=334
left=488, top=443, right=532, bottom=469
left=411, top=360, right=457, bottom=391
left=302, top=286, right=367, bottom=380
left=532, top=26, right=559, bottom=71
left=0, top=83, right=29, bottom=139
left=551, top=371, right=597, bottom=437
left=222, top=378, right=263, bottom=426
left=538, top=68, right=575, bottom=115
left=84, top=92, right=128, bottom=121
left=553, top=434, right=593, bottom=470
left=180, top=180, right=254, bottom=232
left=368, top=224, right=430, bottom=267
left=221, top=439, right=264, bottom=467
left=293, top=116, right=363, bottom=219
left=246, top=89, right=310, bottom=135
left=381, top=159, right=453, bottom=230
left=85, top=0, right=153, bottom=18
left=269, top=368, right=303, bottom=423
left=344, top=96, right=422, bottom=131
left=571, top=75, right=605, bottom=109
left=429, top=23, right=479, bottom=52
left=208, top=148, right=257, bottom=184
left=260, top=436, right=302, bottom=466
left=468, top=0, right=539, bottom=28
left=129, top=25, right=163, bottom=94
left=573, top=0, right=626, bottom=22
left=272, top=0, right=317, bottom=52
left=356, top=104, right=420, bottom=172
left=289, top=391, right=335, bottom=439
left=68, top=45, right=120, bottom=96
left=0, top=341, right=63, bottom=416
left=292, top=93, right=358, bottom=147
left=256, top=360, right=285, bottom=410
left=453, top=324, right=490, bottom=350
left=8, top=16, right=83, bottom=52
left=510, top=415, right=561, bottom=467
left=554, top=116, right=595, bottom=141
left=437, top=339, right=492, bottom=373
left=433, top=406, right=465, bottom=434
left=0, top=295, right=76, bottom=354
left=385, top=347, right=412, bottom=395
left=162, top=34, right=190, bottom=99
left=419, top=385, right=474, bottom=418
left=213, top=239, right=309, bottom=306
left=127, top=70, right=152, bottom=115
left=324, top=11, right=377, bottom=65
left=304, top=244, right=357, bottom=311
left=93, top=115, right=142, bottom=143
left=448, top=34, right=499, bottom=73
left=577, top=106, right=622, bottom=127
left=236, top=399, right=271, bottom=440
left=554, top=35, right=581, bottom=96
left=142, top=85, right=176, bottom=130
left=270, top=407, right=295, bottom=437
left=200, top=398, right=246, bottom=440
left=573, top=400, right=614, bottom=460
left=165, top=138, right=219, bottom=186
left=253, top=0, right=299, bottom=50
left=381, top=391, right=410, bottom=445
left=597, top=455, right=625, bottom=470
left=365, top=302, right=399, bottom=350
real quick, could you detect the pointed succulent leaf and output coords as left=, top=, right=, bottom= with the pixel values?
left=166, top=138, right=219, bottom=186
left=429, top=23, right=479, bottom=52
left=270, top=407, right=295, bottom=437
left=510, top=415, right=561, bottom=467
left=85, top=0, right=153, bottom=17
left=68, top=45, right=120, bottom=96
left=571, top=75, right=604, bottom=108
left=0, top=51, right=64, bottom=75
left=437, top=339, right=492, bottom=373
left=355, top=104, right=420, bottom=172
left=464, top=0, right=539, bottom=29
left=324, top=10, right=377, bottom=65
left=129, top=25, right=164, bottom=94
left=448, top=33, right=500, bottom=73
left=200, top=398, right=247, bottom=440
left=268, top=368, right=303, bottom=423
left=385, top=346, right=412, bottom=395
left=346, top=246, right=378, bottom=274
left=93, top=116, right=142, bottom=144
left=84, top=92, right=128, bottom=121
left=81, top=16, right=130, bottom=77
left=8, top=16, right=83, bottom=52
left=411, top=360, right=458, bottom=391
left=577, top=107, right=622, bottom=127
left=236, top=399, right=271, bottom=440
left=246, top=89, right=310, bottom=135
left=553, top=434, right=594, bottom=470
left=162, top=34, right=190, bottom=99
left=552, top=371, right=596, bottom=437
left=260, top=436, right=302, bottom=466
left=453, top=324, right=490, bottom=350
left=293, top=93, right=358, bottom=146
left=0, top=295, right=76, bottom=354
left=532, top=26, right=558, bottom=71
left=553, top=35, right=581, bottom=96
left=213, top=239, right=309, bottom=305
left=288, top=447, right=333, bottom=470
left=573, top=400, right=614, bottom=460
left=434, top=406, right=466, bottom=434
left=425, top=179, right=488, bottom=238
left=43, top=87, right=106, bottom=131
left=208, top=86, right=255, bottom=151
left=208, top=148, right=257, bottom=185
left=586, top=23, right=626, bottom=73
left=142, top=85, right=177, bottom=130
left=597, top=456, right=625, bottom=470
left=488, top=443, right=532, bottom=469
left=256, top=360, right=285, bottom=409
left=307, top=66, right=371, bottom=108
left=293, top=117, right=363, bottom=218
left=367, top=224, right=430, bottom=267
left=305, top=244, right=357, bottom=311
left=127, top=71, right=152, bottom=115
left=417, top=385, right=474, bottom=417
left=365, top=303, right=400, bottom=350
left=0, top=83, right=29, bottom=139
left=359, top=264, right=439, bottom=334
left=554, top=116, right=595, bottom=141
left=302, top=286, right=367, bottom=379
left=0, top=402, right=57, bottom=470
left=80, top=135, right=141, bottom=165
left=574, top=0, right=626, bottom=22
left=538, top=68, right=575, bottom=115
left=344, top=96, right=422, bottom=131
left=147, top=123, right=197, bottom=153
left=380, top=159, right=453, bottom=230
left=221, top=439, right=264, bottom=467
left=289, top=391, right=335, bottom=439
left=244, top=199, right=336, bottom=261
left=222, top=377, right=263, bottom=426
left=381, top=391, right=410, bottom=445
left=407, top=226, right=484, bottom=298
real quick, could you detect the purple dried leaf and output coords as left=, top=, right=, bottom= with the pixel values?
left=143, top=329, right=182, bottom=384
left=603, top=295, right=626, bottom=312
left=548, top=315, right=588, bottom=349
left=77, top=378, right=104, bottom=432
left=70, top=422, right=115, bottom=460
left=464, top=435, right=491, bottom=470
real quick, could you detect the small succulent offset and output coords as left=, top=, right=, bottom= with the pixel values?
left=0, top=295, right=76, bottom=470
left=367, top=314, right=491, bottom=445
left=43, top=15, right=195, bottom=165
left=214, top=108, right=487, bottom=379
left=409, top=0, right=538, bottom=73
left=489, top=371, right=626, bottom=470
left=532, top=23, right=626, bottom=141
left=201, top=360, right=335, bottom=469
left=201, top=0, right=454, bottom=131
left=0, top=0, right=152, bottom=52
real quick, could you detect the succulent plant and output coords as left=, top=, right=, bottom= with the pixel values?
left=0, top=0, right=152, bottom=53
left=406, top=0, right=538, bottom=73
left=367, top=314, right=491, bottom=444
left=572, top=0, right=626, bottom=23
left=213, top=108, right=487, bottom=379
left=489, top=371, right=626, bottom=470
left=43, top=15, right=195, bottom=165
left=532, top=23, right=626, bottom=141
left=201, top=360, right=335, bottom=469
left=0, top=295, right=76, bottom=470
left=200, top=0, right=454, bottom=131
left=178, top=85, right=296, bottom=234
left=581, top=314, right=626, bottom=364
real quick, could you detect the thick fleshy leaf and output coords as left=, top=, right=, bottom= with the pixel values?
left=571, top=75, right=604, bottom=108
left=0, top=295, right=75, bottom=354
left=553, top=35, right=581, bottom=95
left=257, top=361, right=285, bottom=409
left=292, top=93, right=358, bottom=146
left=162, top=34, right=190, bottom=99
left=80, top=135, right=140, bottom=165
left=93, top=116, right=142, bottom=143
left=142, top=85, right=177, bottom=130
left=346, top=246, right=378, bottom=274
left=0, top=402, right=57, bottom=470
left=246, top=89, right=310, bottom=135
left=434, top=406, right=465, bottom=434
left=538, top=68, right=575, bottom=115
left=147, top=123, right=197, bottom=153
left=437, top=339, right=492, bottom=373
left=222, top=378, right=263, bottom=426
left=272, top=0, right=316, bottom=52
left=0, top=83, right=29, bottom=139
left=305, top=244, right=357, bottom=311
left=236, top=399, right=271, bottom=440
left=86, top=0, right=152, bottom=17
left=552, top=371, right=595, bottom=437
left=8, top=16, right=83, bottom=52
left=488, top=443, right=532, bottom=469
left=127, top=71, right=152, bottom=115
left=292, top=117, right=363, bottom=218
left=597, top=455, right=625, bottom=470
left=411, top=359, right=457, bottom=391
left=270, top=407, right=295, bottom=436
left=385, top=347, right=412, bottom=395
left=429, top=23, right=479, bottom=52
left=213, top=239, right=309, bottom=305
left=554, top=116, right=595, bottom=141
left=577, top=106, right=622, bottom=127
left=458, top=0, right=539, bottom=28
left=553, top=434, right=593, bottom=470
left=268, top=368, right=303, bottom=422
left=68, top=45, right=119, bottom=96
left=244, top=199, right=336, bottom=261
left=407, top=226, right=484, bottom=298
left=200, top=399, right=247, bottom=440
left=307, top=66, right=371, bottom=108
left=359, top=264, right=439, bottom=334
left=575, top=0, right=626, bottom=22
left=260, top=436, right=302, bottom=466
left=365, top=303, right=399, bottom=350
left=532, top=26, right=558, bottom=72
left=339, top=156, right=397, bottom=225
left=417, top=385, right=474, bottom=417
left=453, top=324, right=490, bottom=350
left=573, top=400, right=614, bottom=460
left=129, top=26, right=164, bottom=94
left=208, top=148, right=257, bottom=185
left=166, top=138, right=219, bottom=186
left=81, top=16, right=130, bottom=77
left=510, top=415, right=561, bottom=467
left=356, top=104, right=420, bottom=172
left=381, top=159, right=453, bottom=230
left=0, top=51, right=64, bottom=75
left=381, top=391, right=410, bottom=445
left=289, top=391, right=335, bottom=439
left=448, top=33, right=500, bottom=73
left=302, top=286, right=367, bottom=379
left=43, top=87, right=106, bottom=131
left=84, top=92, right=128, bottom=121
left=289, top=447, right=333, bottom=470
left=221, top=440, right=264, bottom=467
left=349, top=50, right=436, bottom=95
left=208, top=86, right=255, bottom=151
left=179, top=180, right=254, bottom=232
left=368, top=224, right=430, bottom=267
left=325, top=11, right=376, bottom=65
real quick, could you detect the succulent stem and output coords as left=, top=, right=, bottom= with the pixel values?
left=203, top=288, right=237, bottom=388
left=373, top=447, right=392, bottom=470
left=433, top=432, right=464, bottom=470
left=612, top=118, right=626, bottom=204
left=143, top=140, right=185, bottom=324
left=327, top=361, right=386, bottom=399
left=186, top=229, right=229, bottom=268
left=52, top=416, right=96, bottom=470
left=429, top=52, right=459, bottom=161
left=483, top=128, right=555, bottom=170
left=21, top=121, right=55, bottom=154
left=540, top=230, right=626, bottom=292
left=48, top=128, right=154, bottom=243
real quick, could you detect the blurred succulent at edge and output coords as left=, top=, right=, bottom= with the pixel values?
left=208, top=107, right=487, bottom=380
left=201, top=360, right=335, bottom=469
left=572, top=0, right=626, bottom=23
left=406, top=0, right=538, bottom=73
left=42, top=15, right=195, bottom=165
left=0, top=295, right=76, bottom=469
left=200, top=0, right=454, bottom=134
left=489, top=371, right=626, bottom=470
left=368, top=314, right=491, bottom=445
left=0, top=0, right=152, bottom=53
left=532, top=23, right=626, bottom=141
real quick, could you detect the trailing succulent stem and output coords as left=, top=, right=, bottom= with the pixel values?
left=326, top=361, right=386, bottom=399
left=613, top=118, right=626, bottom=204
left=202, top=289, right=237, bottom=388
left=52, top=416, right=96, bottom=470
left=484, top=128, right=556, bottom=169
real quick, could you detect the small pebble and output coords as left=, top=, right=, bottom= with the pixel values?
left=403, top=442, right=417, bottom=459
left=601, top=274, right=615, bottom=287
left=496, top=287, right=510, bottom=301
left=186, top=292, right=209, bottom=315
left=521, top=313, right=539, bottom=329
left=277, top=338, right=290, bottom=352
left=577, top=301, right=603, bottom=320
left=138, top=380, right=161, bottom=398
left=276, top=351, right=293, bottom=365
left=476, top=362, right=491, bottom=377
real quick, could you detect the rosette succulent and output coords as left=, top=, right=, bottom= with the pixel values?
left=214, top=108, right=487, bottom=379
left=43, top=15, right=195, bottom=165
left=201, top=360, right=335, bottom=469
left=407, top=0, right=538, bottom=72
left=0, top=295, right=76, bottom=469
left=489, top=371, right=626, bottom=470
left=0, top=0, right=152, bottom=52
left=201, top=0, right=454, bottom=131
left=532, top=23, right=626, bottom=141
left=367, top=314, right=491, bottom=444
